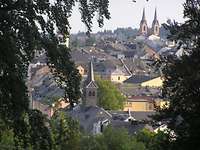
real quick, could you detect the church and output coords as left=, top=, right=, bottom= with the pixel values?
left=139, top=8, right=160, bottom=37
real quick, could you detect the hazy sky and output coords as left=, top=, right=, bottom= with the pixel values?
left=69, top=0, right=185, bottom=33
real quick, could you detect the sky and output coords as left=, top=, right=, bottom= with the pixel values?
left=69, top=0, right=185, bottom=33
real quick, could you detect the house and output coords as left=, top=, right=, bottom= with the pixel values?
left=67, top=60, right=157, bottom=135
left=103, top=67, right=131, bottom=83
left=110, top=111, right=155, bottom=134
left=141, top=77, right=163, bottom=88
left=67, top=60, right=111, bottom=134
left=124, top=75, right=153, bottom=84
left=124, top=96, right=155, bottom=112
left=67, top=106, right=112, bottom=134
left=143, top=45, right=160, bottom=60
left=77, top=65, right=85, bottom=76
left=32, top=100, right=54, bottom=118
left=32, top=98, right=70, bottom=118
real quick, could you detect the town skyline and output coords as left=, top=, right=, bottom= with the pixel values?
left=69, top=0, right=185, bottom=33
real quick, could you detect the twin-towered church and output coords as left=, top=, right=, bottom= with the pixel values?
left=139, top=8, right=160, bottom=36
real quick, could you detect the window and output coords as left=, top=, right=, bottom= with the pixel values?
left=118, top=76, right=120, bottom=81
left=89, top=91, right=92, bottom=96
left=92, top=91, right=95, bottom=96
left=156, top=26, right=159, bottom=33
left=143, top=26, right=146, bottom=32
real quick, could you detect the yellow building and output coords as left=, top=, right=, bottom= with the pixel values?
left=107, top=68, right=131, bottom=83
left=124, top=96, right=155, bottom=112
left=77, top=65, right=85, bottom=76
left=141, top=77, right=163, bottom=88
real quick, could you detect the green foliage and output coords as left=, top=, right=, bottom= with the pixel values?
left=80, top=135, right=106, bottom=150
left=96, top=79, right=126, bottom=110
left=136, top=129, right=170, bottom=150
left=28, top=110, right=52, bottom=150
left=0, top=128, right=15, bottom=150
left=0, top=110, right=51, bottom=150
left=80, top=127, right=146, bottom=150
left=50, top=112, right=81, bottom=150
left=0, top=0, right=110, bottom=147
left=102, top=127, right=146, bottom=150
left=154, top=0, right=200, bottom=149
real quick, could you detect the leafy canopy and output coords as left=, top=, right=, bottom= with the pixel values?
left=154, top=0, right=200, bottom=149
left=0, top=0, right=110, bottom=148
left=96, top=79, right=126, bottom=110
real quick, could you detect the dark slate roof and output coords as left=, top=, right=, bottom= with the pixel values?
left=123, top=75, right=152, bottom=84
left=110, top=111, right=155, bottom=121
left=119, top=84, right=161, bottom=97
left=110, top=111, right=155, bottom=134
left=67, top=105, right=155, bottom=134
left=111, top=121, right=154, bottom=134
left=123, top=50, right=136, bottom=58
left=67, top=106, right=112, bottom=133
left=30, top=66, right=64, bottom=101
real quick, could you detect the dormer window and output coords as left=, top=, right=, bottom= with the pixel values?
left=92, top=91, right=95, bottom=96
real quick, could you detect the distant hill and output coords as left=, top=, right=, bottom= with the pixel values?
left=70, top=25, right=169, bottom=48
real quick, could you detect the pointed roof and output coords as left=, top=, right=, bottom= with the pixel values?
left=86, top=59, right=98, bottom=88
left=140, top=8, right=147, bottom=26
left=152, top=8, right=159, bottom=25
left=142, top=8, right=146, bottom=21
left=88, top=60, right=94, bottom=82
left=154, top=8, right=157, bottom=21
left=86, top=81, right=98, bottom=88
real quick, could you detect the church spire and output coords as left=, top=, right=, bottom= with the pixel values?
left=139, top=8, right=148, bottom=36
left=84, top=58, right=98, bottom=107
left=89, top=60, right=94, bottom=82
left=154, top=8, right=157, bottom=21
left=151, top=7, right=160, bottom=36
left=142, top=8, right=146, bottom=21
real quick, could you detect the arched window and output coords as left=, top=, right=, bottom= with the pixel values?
left=143, top=26, right=146, bottom=32
left=89, top=91, right=92, bottom=96
left=92, top=91, right=95, bottom=96
left=156, top=26, right=159, bottom=33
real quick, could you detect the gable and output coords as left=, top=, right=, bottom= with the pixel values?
left=86, top=81, right=98, bottom=88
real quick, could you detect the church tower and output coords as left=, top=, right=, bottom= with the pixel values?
left=84, top=60, right=98, bottom=107
left=139, top=8, right=148, bottom=36
left=151, top=8, right=160, bottom=36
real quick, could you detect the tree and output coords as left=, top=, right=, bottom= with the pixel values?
left=0, top=0, right=110, bottom=148
left=96, top=79, right=126, bottom=110
left=80, top=135, right=106, bottom=150
left=102, top=127, right=146, bottom=150
left=154, top=0, right=200, bottom=149
left=80, top=127, right=146, bottom=150
left=27, top=110, right=52, bottom=150
left=136, top=129, right=171, bottom=150
left=50, top=112, right=81, bottom=150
